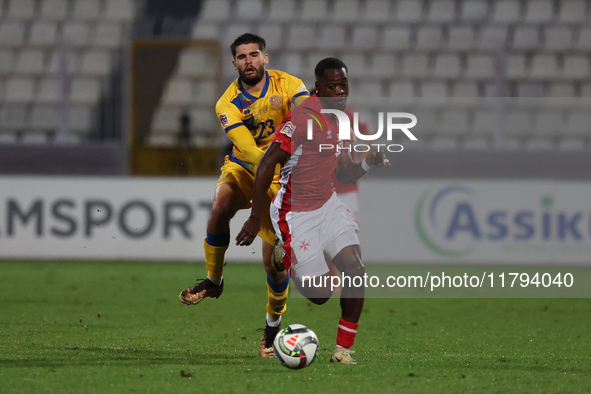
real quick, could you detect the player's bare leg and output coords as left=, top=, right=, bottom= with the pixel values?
left=259, top=239, right=290, bottom=358
left=329, top=244, right=365, bottom=364
left=179, top=183, right=247, bottom=305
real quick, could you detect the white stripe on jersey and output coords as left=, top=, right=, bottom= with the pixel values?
left=274, top=143, right=303, bottom=210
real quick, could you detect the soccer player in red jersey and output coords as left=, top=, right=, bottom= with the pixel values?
left=236, top=58, right=389, bottom=364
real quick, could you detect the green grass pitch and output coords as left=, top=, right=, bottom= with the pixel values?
left=1, top=260, right=590, bottom=393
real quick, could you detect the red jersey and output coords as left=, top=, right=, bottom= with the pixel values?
left=272, top=97, right=342, bottom=212
left=332, top=109, right=370, bottom=194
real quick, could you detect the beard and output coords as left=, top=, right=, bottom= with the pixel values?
left=239, top=64, right=265, bottom=86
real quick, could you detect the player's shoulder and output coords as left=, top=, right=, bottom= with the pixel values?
left=216, top=79, right=241, bottom=109
left=267, top=69, right=306, bottom=87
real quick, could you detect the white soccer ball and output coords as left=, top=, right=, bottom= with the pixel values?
left=273, top=324, right=319, bottom=369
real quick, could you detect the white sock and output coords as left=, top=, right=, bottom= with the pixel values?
left=208, top=276, right=222, bottom=286
left=266, top=312, right=281, bottom=327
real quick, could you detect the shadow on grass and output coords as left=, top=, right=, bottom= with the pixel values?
left=0, top=346, right=282, bottom=368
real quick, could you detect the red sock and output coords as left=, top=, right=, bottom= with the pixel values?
left=336, top=318, right=359, bottom=348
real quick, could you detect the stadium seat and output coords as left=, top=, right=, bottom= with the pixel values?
left=401, top=54, right=429, bottom=77
left=282, top=53, right=304, bottom=76
left=506, top=55, right=526, bottom=79
left=416, top=26, right=442, bottom=50
left=411, top=109, right=437, bottom=136
left=4, top=78, right=35, bottom=103
left=448, top=27, right=475, bottom=50
left=0, top=131, right=18, bottom=144
left=512, top=27, right=540, bottom=49
left=22, top=132, right=49, bottom=145
left=503, top=138, right=522, bottom=150
left=30, top=106, right=60, bottom=131
left=473, top=109, right=495, bottom=134
left=530, top=55, right=558, bottom=78
left=332, top=0, right=360, bottom=22
left=549, top=83, right=575, bottom=97
left=563, top=55, right=590, bottom=78
left=194, top=81, right=217, bottom=105
left=152, top=108, right=180, bottom=133
left=557, top=138, right=585, bottom=150
left=524, top=0, right=554, bottom=23
left=192, top=22, right=220, bottom=39
left=14, top=50, right=45, bottom=75
left=440, top=110, right=469, bottom=134
left=37, top=78, right=61, bottom=103
left=452, top=82, right=479, bottom=97
left=565, top=112, right=591, bottom=135
left=581, top=84, right=591, bottom=97
left=0, top=105, right=27, bottom=129
left=492, top=0, right=522, bottom=22
left=517, top=82, right=545, bottom=97
left=544, top=27, right=573, bottom=50
left=351, top=26, right=378, bottom=50
left=7, top=0, right=36, bottom=20
left=356, top=81, right=384, bottom=97
left=93, top=23, right=123, bottom=48
left=382, top=26, right=411, bottom=50
left=433, top=54, right=460, bottom=78
left=300, top=0, right=329, bottom=22
left=463, top=137, right=489, bottom=150
left=558, top=1, right=587, bottom=24
left=525, top=138, right=554, bottom=151
left=364, top=0, right=391, bottom=22
left=266, top=0, right=296, bottom=21
left=465, top=54, right=494, bottom=79
left=236, top=0, right=264, bottom=20
left=505, top=110, right=532, bottom=136
left=63, top=22, right=92, bottom=48
left=222, top=24, right=253, bottom=48
left=389, top=82, right=415, bottom=97
left=54, top=132, right=82, bottom=145
left=575, top=27, right=591, bottom=49
left=48, top=50, right=79, bottom=74
left=256, top=25, right=283, bottom=51
left=534, top=111, right=564, bottom=136
left=104, top=0, right=135, bottom=21
left=28, top=22, right=58, bottom=47
left=148, top=134, right=175, bottom=146
left=420, top=82, right=447, bottom=97
left=40, top=0, right=68, bottom=21
left=80, top=50, right=111, bottom=76
left=307, top=51, right=337, bottom=74
left=161, top=79, right=192, bottom=106
left=395, top=0, right=424, bottom=23
left=316, top=26, right=346, bottom=50
left=70, top=78, right=101, bottom=104
left=479, top=26, right=508, bottom=49
left=0, top=22, right=26, bottom=47
left=427, top=1, right=455, bottom=22
left=340, top=54, right=366, bottom=75
left=287, top=25, right=316, bottom=50
left=69, top=106, right=93, bottom=133
left=0, top=50, right=14, bottom=74
left=192, top=108, right=216, bottom=132
left=72, top=0, right=101, bottom=20
left=177, top=48, right=215, bottom=78
left=460, top=0, right=489, bottom=21
left=369, top=54, right=396, bottom=78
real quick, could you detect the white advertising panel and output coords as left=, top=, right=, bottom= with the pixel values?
left=0, top=177, right=261, bottom=261
left=359, top=180, right=591, bottom=264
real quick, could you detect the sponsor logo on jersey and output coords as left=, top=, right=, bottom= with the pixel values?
left=218, top=113, right=230, bottom=127
left=280, top=121, right=296, bottom=137
left=270, top=95, right=283, bottom=108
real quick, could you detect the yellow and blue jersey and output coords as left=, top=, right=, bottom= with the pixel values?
left=215, top=69, right=309, bottom=173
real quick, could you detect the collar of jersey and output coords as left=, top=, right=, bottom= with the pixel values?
left=238, top=71, right=270, bottom=102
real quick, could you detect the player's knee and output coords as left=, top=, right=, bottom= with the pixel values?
left=209, top=204, right=236, bottom=225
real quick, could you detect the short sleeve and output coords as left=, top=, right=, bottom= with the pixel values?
left=287, top=75, right=309, bottom=104
left=215, top=98, right=244, bottom=133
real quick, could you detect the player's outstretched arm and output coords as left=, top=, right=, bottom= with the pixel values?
left=335, top=150, right=391, bottom=184
left=226, top=126, right=266, bottom=165
left=236, top=142, right=290, bottom=246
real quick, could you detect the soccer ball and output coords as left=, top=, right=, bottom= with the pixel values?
left=273, top=324, right=319, bottom=369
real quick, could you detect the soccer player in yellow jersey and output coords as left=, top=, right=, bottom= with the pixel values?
left=179, top=33, right=309, bottom=357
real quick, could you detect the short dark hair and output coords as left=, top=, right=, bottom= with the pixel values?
left=230, top=33, right=266, bottom=57
left=314, top=58, right=348, bottom=80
